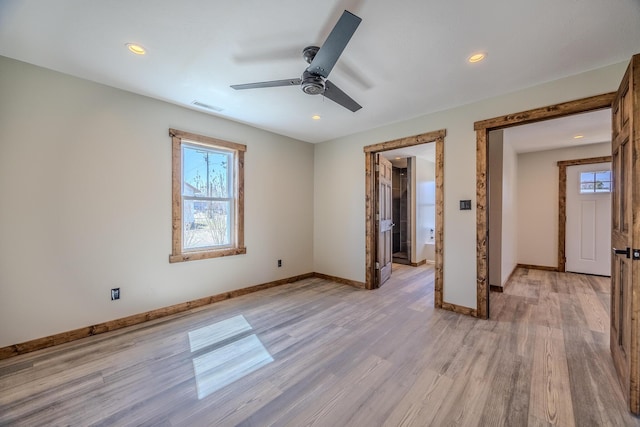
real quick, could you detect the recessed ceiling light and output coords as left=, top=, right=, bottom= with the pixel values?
left=468, top=52, right=486, bottom=63
left=395, top=157, right=401, bottom=160
left=312, top=115, right=321, bottom=120
left=126, top=43, right=146, bottom=55
left=573, top=134, right=584, bottom=139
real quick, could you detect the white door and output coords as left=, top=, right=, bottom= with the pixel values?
left=565, top=162, right=611, bottom=275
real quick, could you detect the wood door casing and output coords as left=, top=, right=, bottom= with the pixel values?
left=377, top=154, right=393, bottom=286
left=610, top=54, right=639, bottom=414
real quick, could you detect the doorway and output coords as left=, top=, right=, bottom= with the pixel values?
left=363, top=130, right=445, bottom=309
left=391, top=160, right=411, bottom=265
left=382, top=154, right=437, bottom=267
left=475, top=93, right=616, bottom=319
left=486, top=110, right=612, bottom=292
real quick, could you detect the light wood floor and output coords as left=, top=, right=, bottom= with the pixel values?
left=1, top=265, right=638, bottom=426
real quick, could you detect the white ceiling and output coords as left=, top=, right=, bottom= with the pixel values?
left=504, top=109, right=611, bottom=154
left=1, top=0, right=638, bottom=144
left=366, top=108, right=610, bottom=168
left=382, top=144, right=435, bottom=167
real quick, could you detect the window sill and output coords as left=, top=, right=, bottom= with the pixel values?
left=169, top=247, right=247, bottom=263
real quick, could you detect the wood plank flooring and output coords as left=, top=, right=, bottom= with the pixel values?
left=1, top=265, right=638, bottom=426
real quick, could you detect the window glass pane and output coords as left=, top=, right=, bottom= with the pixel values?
left=595, top=181, right=611, bottom=192
left=580, top=172, right=594, bottom=184
left=579, top=169, right=611, bottom=193
left=183, top=200, right=232, bottom=250
left=183, top=145, right=232, bottom=198
left=580, top=183, right=594, bottom=193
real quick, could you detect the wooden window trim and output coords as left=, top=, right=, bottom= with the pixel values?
left=169, top=128, right=246, bottom=263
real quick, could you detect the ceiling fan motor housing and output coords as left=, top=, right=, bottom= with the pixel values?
left=301, top=70, right=325, bottom=95
left=302, top=46, right=320, bottom=64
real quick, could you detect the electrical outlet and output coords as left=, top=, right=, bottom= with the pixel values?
left=111, top=288, right=120, bottom=300
left=277, top=259, right=282, bottom=268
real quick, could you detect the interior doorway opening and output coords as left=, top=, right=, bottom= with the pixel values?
left=486, top=109, right=613, bottom=293
left=377, top=153, right=438, bottom=268
left=391, top=161, right=411, bottom=265
left=363, top=129, right=445, bottom=310
left=475, top=92, right=616, bottom=319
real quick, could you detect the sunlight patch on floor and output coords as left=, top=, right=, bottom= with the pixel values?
left=188, top=315, right=253, bottom=352
left=188, top=315, right=274, bottom=399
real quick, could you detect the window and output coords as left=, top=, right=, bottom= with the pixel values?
left=579, top=170, right=612, bottom=194
left=170, top=129, right=246, bottom=263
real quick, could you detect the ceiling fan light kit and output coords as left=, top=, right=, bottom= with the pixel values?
left=231, top=10, right=363, bottom=112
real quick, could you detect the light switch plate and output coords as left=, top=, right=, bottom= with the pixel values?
left=460, top=200, right=472, bottom=210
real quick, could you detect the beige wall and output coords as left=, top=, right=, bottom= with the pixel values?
left=515, top=142, right=611, bottom=268
left=0, top=54, right=629, bottom=346
left=488, top=129, right=518, bottom=288
left=413, top=157, right=435, bottom=263
left=501, top=142, right=519, bottom=284
left=0, top=56, right=314, bottom=347
left=314, top=61, right=627, bottom=310
left=488, top=130, right=504, bottom=287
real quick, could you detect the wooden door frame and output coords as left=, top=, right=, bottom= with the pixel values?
left=474, top=92, right=615, bottom=319
left=364, top=129, right=445, bottom=310
left=557, top=156, right=612, bottom=272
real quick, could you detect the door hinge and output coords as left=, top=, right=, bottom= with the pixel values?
left=375, top=262, right=380, bottom=270
left=376, top=213, right=379, bottom=221
left=375, top=164, right=379, bottom=172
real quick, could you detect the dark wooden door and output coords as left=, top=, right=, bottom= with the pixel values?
left=377, top=154, right=393, bottom=287
left=610, top=53, right=640, bottom=414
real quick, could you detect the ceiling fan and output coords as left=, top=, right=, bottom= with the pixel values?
left=231, top=10, right=363, bottom=112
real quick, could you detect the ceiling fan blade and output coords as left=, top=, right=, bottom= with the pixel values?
left=307, top=10, right=361, bottom=78
left=317, top=0, right=365, bottom=42
left=324, top=80, right=362, bottom=112
left=231, top=78, right=301, bottom=90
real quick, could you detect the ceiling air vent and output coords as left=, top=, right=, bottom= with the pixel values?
left=191, top=101, right=224, bottom=112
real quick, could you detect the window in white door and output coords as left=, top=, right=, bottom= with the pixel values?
left=580, top=170, right=612, bottom=193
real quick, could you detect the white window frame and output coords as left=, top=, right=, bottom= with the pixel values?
left=169, top=129, right=246, bottom=263
left=579, top=169, right=612, bottom=194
